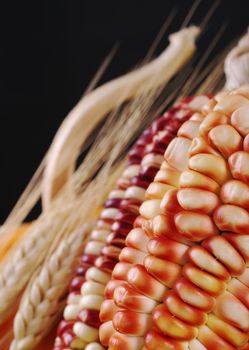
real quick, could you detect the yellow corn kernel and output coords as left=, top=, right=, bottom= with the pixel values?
left=175, top=211, right=218, bottom=241
left=125, top=228, right=149, bottom=252
left=231, top=104, right=249, bottom=136
left=154, top=167, right=180, bottom=187
left=177, top=120, right=201, bottom=140
left=202, top=98, right=217, bottom=116
left=213, top=94, right=249, bottom=115
left=146, top=182, right=175, bottom=200
left=189, top=136, right=220, bottom=157
left=73, top=322, right=99, bottom=342
left=139, top=199, right=161, bottom=219
left=190, top=112, right=205, bottom=121
left=152, top=214, right=191, bottom=245
left=199, top=111, right=229, bottom=139
left=99, top=321, right=115, bottom=347
left=160, top=189, right=182, bottom=215
left=189, top=339, right=207, bottom=350
left=189, top=153, right=231, bottom=184
left=164, top=137, right=192, bottom=172
left=180, top=170, right=220, bottom=193
left=229, top=151, right=249, bottom=185
left=177, top=188, right=220, bottom=214
left=112, top=261, right=133, bottom=281
left=238, top=267, right=249, bottom=288
left=227, top=278, right=249, bottom=309
left=213, top=204, right=249, bottom=235
left=213, top=291, right=249, bottom=332
left=208, top=124, right=243, bottom=158
left=220, top=180, right=249, bottom=209
left=119, top=247, right=146, bottom=264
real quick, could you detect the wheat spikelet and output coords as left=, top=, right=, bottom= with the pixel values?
left=0, top=215, right=62, bottom=324
left=9, top=227, right=89, bottom=350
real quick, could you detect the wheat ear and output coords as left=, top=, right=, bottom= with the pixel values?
left=9, top=227, right=88, bottom=350
left=0, top=216, right=61, bottom=324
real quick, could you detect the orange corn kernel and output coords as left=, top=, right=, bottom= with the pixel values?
left=182, top=263, right=226, bottom=296
left=208, top=124, right=243, bottom=158
left=127, top=265, right=167, bottom=301
left=113, top=310, right=152, bottom=336
left=147, top=236, right=188, bottom=265
left=152, top=304, right=198, bottom=341
left=113, top=283, right=157, bottom=313
left=174, top=211, right=218, bottom=242
left=164, top=291, right=207, bottom=326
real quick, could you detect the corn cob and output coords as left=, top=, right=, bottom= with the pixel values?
left=146, top=86, right=249, bottom=350
left=104, top=86, right=249, bottom=350
left=53, top=101, right=191, bottom=350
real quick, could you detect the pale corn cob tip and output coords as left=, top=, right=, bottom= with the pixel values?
left=225, top=28, right=249, bottom=90
left=102, top=86, right=249, bottom=350
left=53, top=96, right=205, bottom=350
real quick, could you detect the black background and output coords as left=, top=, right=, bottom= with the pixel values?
left=0, top=0, right=248, bottom=222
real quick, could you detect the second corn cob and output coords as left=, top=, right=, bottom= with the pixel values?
left=53, top=125, right=151, bottom=350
